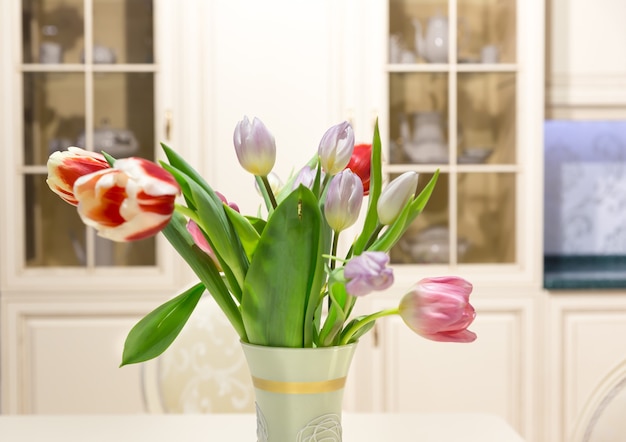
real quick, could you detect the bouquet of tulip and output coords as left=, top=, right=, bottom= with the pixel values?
left=46, top=118, right=477, bottom=366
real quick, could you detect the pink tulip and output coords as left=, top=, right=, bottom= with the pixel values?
left=399, top=276, right=477, bottom=343
left=73, top=157, right=180, bottom=241
left=46, top=147, right=110, bottom=206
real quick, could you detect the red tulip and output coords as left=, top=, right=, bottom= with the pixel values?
left=46, top=147, right=111, bottom=206
left=345, top=143, right=371, bottom=195
left=73, top=157, right=180, bottom=241
left=399, top=276, right=477, bottom=343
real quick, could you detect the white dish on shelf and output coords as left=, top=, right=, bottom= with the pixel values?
left=458, top=147, right=493, bottom=164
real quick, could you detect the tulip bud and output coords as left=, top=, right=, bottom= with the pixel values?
left=255, top=172, right=283, bottom=196
left=233, top=116, right=276, bottom=176
left=399, top=276, right=477, bottom=343
left=318, top=121, right=355, bottom=175
left=46, top=147, right=110, bottom=206
left=73, top=157, right=180, bottom=241
left=377, top=171, right=419, bottom=225
left=324, top=169, right=363, bottom=232
left=345, top=143, right=372, bottom=195
left=344, top=251, right=394, bottom=296
left=292, top=165, right=324, bottom=191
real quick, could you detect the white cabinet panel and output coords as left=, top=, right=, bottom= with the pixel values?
left=1, top=297, right=162, bottom=414
left=548, top=0, right=626, bottom=108
left=206, top=0, right=346, bottom=214
left=27, top=316, right=143, bottom=414
left=354, top=296, right=537, bottom=439
left=548, top=294, right=626, bottom=442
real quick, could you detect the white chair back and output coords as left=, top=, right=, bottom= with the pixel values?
left=141, top=291, right=255, bottom=413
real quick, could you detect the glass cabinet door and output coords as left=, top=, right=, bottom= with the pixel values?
left=21, top=0, right=157, bottom=268
left=386, top=0, right=519, bottom=266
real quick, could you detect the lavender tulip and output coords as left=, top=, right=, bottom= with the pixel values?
left=344, top=251, right=394, bottom=296
left=318, top=121, right=355, bottom=175
left=377, top=171, right=419, bottom=225
left=233, top=116, right=276, bottom=176
left=324, top=169, right=363, bottom=232
left=292, top=165, right=324, bottom=190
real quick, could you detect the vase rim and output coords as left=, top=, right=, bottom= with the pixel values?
left=240, top=341, right=358, bottom=351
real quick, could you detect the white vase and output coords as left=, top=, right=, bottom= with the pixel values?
left=241, top=342, right=358, bottom=442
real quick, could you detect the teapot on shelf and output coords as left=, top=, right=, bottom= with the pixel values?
left=399, top=111, right=448, bottom=163
left=412, top=12, right=448, bottom=63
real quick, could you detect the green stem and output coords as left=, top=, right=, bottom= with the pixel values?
left=261, top=175, right=278, bottom=209
left=328, top=230, right=340, bottom=310
left=365, top=224, right=384, bottom=250
left=329, top=231, right=339, bottom=271
left=175, top=204, right=198, bottom=224
left=339, top=307, right=399, bottom=345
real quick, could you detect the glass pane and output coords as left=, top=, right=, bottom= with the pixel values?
left=93, top=0, right=154, bottom=64
left=22, top=0, right=85, bottom=64
left=391, top=172, right=450, bottom=264
left=389, top=0, right=450, bottom=64
left=94, top=233, right=156, bottom=267
left=23, top=72, right=85, bottom=165
left=25, top=174, right=87, bottom=267
left=389, top=73, right=449, bottom=165
left=457, top=72, right=516, bottom=164
left=458, top=0, right=516, bottom=64
left=457, top=173, right=516, bottom=263
left=91, top=72, right=154, bottom=160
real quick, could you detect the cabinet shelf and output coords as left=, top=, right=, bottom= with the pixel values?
left=387, top=63, right=518, bottom=73
left=22, top=63, right=157, bottom=72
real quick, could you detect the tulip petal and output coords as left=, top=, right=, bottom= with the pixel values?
left=46, top=147, right=110, bottom=206
left=73, top=157, right=179, bottom=241
left=398, top=276, right=477, bottom=343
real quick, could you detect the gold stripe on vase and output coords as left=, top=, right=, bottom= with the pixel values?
left=251, top=376, right=347, bottom=394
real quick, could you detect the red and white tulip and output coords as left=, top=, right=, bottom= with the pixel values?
left=46, top=147, right=110, bottom=206
left=72, top=157, right=180, bottom=241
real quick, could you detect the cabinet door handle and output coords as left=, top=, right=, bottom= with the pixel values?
left=373, top=322, right=379, bottom=348
left=164, top=110, right=173, bottom=140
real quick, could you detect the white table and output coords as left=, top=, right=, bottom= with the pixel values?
left=0, top=413, right=524, bottom=441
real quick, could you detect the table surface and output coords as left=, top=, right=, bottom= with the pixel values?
left=0, top=412, right=525, bottom=441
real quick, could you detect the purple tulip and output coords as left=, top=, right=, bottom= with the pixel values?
left=292, top=165, right=323, bottom=190
left=233, top=116, right=276, bottom=176
left=318, top=121, right=355, bottom=174
left=399, top=276, right=477, bottom=343
left=324, top=169, right=363, bottom=232
left=344, top=251, right=394, bottom=296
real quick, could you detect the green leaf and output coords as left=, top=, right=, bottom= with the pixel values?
left=339, top=317, right=376, bottom=344
left=101, top=151, right=116, bottom=167
left=161, top=162, right=248, bottom=301
left=353, top=120, right=383, bottom=255
left=318, top=282, right=349, bottom=346
left=160, top=211, right=245, bottom=339
left=161, top=142, right=214, bottom=196
left=223, top=204, right=261, bottom=261
left=369, top=170, right=439, bottom=252
left=241, top=186, right=325, bottom=347
left=121, top=282, right=205, bottom=366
